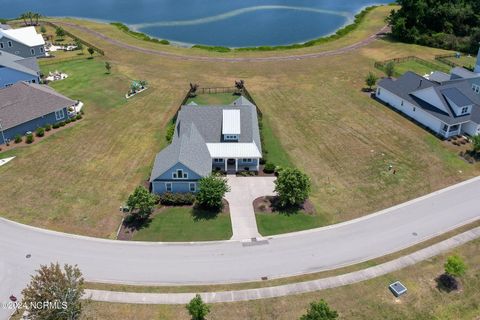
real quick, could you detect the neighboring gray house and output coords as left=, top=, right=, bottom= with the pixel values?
left=0, top=26, right=45, bottom=58
left=0, top=82, right=76, bottom=145
left=376, top=71, right=480, bottom=138
left=0, top=51, right=40, bottom=87
left=150, top=96, right=262, bottom=194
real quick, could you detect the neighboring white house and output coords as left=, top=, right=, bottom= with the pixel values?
left=376, top=71, right=480, bottom=138
left=0, top=26, right=46, bottom=58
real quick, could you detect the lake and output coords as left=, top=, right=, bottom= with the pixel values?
left=0, top=0, right=391, bottom=47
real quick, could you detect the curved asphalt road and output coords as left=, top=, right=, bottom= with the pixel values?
left=0, top=176, right=479, bottom=315
left=54, top=21, right=390, bottom=62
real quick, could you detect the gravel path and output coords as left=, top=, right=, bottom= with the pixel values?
left=54, top=21, right=390, bottom=62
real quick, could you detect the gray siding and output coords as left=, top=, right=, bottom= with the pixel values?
left=1, top=106, right=67, bottom=144
left=0, top=38, right=45, bottom=58
left=151, top=162, right=202, bottom=194
left=152, top=181, right=198, bottom=194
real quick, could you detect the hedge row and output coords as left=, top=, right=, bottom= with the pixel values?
left=159, top=192, right=195, bottom=206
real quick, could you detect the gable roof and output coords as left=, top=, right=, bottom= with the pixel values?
left=441, top=87, right=473, bottom=107
left=150, top=123, right=212, bottom=181
left=0, top=82, right=75, bottom=130
left=0, top=51, right=39, bottom=76
left=0, top=26, right=45, bottom=47
left=450, top=67, right=479, bottom=80
left=378, top=72, right=480, bottom=125
left=222, top=109, right=241, bottom=135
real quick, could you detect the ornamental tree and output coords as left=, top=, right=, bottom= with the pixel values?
left=365, top=72, right=378, bottom=91
left=472, top=134, right=480, bottom=153
left=186, top=294, right=210, bottom=320
left=22, top=263, right=84, bottom=320
left=196, top=174, right=230, bottom=210
left=274, top=168, right=311, bottom=207
left=126, top=186, right=157, bottom=219
left=55, top=26, right=65, bottom=38
left=384, top=61, right=395, bottom=78
left=300, top=299, right=338, bottom=320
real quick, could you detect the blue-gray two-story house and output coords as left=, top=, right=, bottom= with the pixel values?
left=0, top=51, right=40, bottom=87
left=0, top=26, right=46, bottom=58
left=0, top=82, right=76, bottom=145
left=150, top=96, right=262, bottom=194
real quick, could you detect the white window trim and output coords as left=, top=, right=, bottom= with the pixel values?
left=189, top=183, right=196, bottom=192
left=7, top=41, right=12, bottom=47
left=172, top=169, right=188, bottom=180
left=165, top=183, right=172, bottom=192
left=214, top=158, right=224, bottom=163
left=31, top=48, right=35, bottom=55
left=55, top=109, right=65, bottom=121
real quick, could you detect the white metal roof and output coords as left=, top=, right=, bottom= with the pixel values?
left=0, top=26, right=45, bottom=47
left=222, top=109, right=241, bottom=135
left=207, top=143, right=261, bottom=158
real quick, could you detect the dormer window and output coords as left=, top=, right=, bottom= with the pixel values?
left=461, top=106, right=469, bottom=114
left=222, top=109, right=240, bottom=141
left=224, top=135, right=238, bottom=141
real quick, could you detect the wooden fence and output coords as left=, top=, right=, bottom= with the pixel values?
left=374, top=55, right=450, bottom=77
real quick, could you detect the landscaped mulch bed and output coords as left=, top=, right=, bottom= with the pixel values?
left=117, top=199, right=230, bottom=241
left=253, top=196, right=315, bottom=215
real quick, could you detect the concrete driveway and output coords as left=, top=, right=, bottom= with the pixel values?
left=225, top=175, right=276, bottom=240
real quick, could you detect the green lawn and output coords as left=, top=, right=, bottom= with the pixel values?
left=186, top=92, right=238, bottom=105
left=393, top=59, right=450, bottom=77
left=256, top=212, right=327, bottom=236
left=132, top=207, right=232, bottom=242
left=444, top=54, right=477, bottom=68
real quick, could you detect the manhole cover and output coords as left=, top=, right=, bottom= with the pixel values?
left=26, top=254, right=31, bottom=259
left=261, top=276, right=268, bottom=281
left=412, top=232, right=418, bottom=236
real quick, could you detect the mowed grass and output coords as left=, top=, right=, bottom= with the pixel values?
left=68, top=238, right=480, bottom=320
left=256, top=212, right=327, bottom=236
left=186, top=92, right=239, bottom=105
left=444, top=54, right=477, bottom=68
left=393, top=59, right=450, bottom=76
left=1, top=6, right=479, bottom=237
left=132, top=207, right=232, bottom=242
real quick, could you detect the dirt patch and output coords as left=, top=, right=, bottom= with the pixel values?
left=253, top=196, right=315, bottom=215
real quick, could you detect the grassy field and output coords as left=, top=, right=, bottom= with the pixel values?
left=68, top=237, right=480, bottom=319
left=393, top=59, right=450, bottom=76
left=0, top=6, right=478, bottom=238
left=132, top=207, right=232, bottom=242
left=185, top=92, right=238, bottom=105
left=256, top=212, right=327, bottom=236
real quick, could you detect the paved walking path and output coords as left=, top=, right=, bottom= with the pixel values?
left=85, top=226, right=480, bottom=304
left=53, top=21, right=390, bottom=63
left=225, top=176, right=276, bottom=240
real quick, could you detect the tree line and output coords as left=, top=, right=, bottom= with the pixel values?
left=388, top=0, right=480, bottom=53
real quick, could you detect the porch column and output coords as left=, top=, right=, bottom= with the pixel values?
left=235, top=158, right=238, bottom=172
left=256, top=159, right=260, bottom=171
left=224, top=159, right=227, bottom=172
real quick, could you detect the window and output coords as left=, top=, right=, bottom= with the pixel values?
left=7, top=41, right=12, bottom=47
left=189, top=183, right=196, bottom=192
left=473, top=84, right=480, bottom=94
left=31, top=79, right=35, bottom=83
left=377, top=88, right=381, bottom=95
left=55, top=109, right=65, bottom=121
left=413, top=107, right=416, bottom=112
left=31, top=48, right=35, bottom=55
left=0, top=43, right=3, bottom=49
left=224, top=135, right=238, bottom=141
left=442, top=124, right=448, bottom=132
left=40, top=47, right=44, bottom=53
left=461, top=107, right=469, bottom=114
left=214, top=158, right=224, bottom=163
left=401, top=100, right=404, bottom=106
left=173, top=169, right=188, bottom=179
left=242, top=158, right=253, bottom=163
left=165, top=183, right=172, bottom=192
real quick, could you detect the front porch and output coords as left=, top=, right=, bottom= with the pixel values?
left=440, top=123, right=463, bottom=139
left=212, top=158, right=260, bottom=174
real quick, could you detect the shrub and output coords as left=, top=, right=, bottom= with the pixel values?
left=159, top=193, right=195, bottom=206
left=14, top=134, right=22, bottom=144
left=166, top=121, right=175, bottom=143
left=126, top=186, right=157, bottom=220
left=35, top=127, right=45, bottom=137
left=438, top=273, right=458, bottom=291
left=52, top=123, right=60, bottom=129
left=445, top=255, right=467, bottom=277
left=263, top=162, right=276, bottom=173
left=70, top=117, right=77, bottom=122
left=76, top=114, right=83, bottom=120
left=186, top=294, right=210, bottom=320
left=300, top=299, right=338, bottom=320
left=45, top=124, right=52, bottom=131
left=65, top=118, right=71, bottom=124
left=25, top=133, right=34, bottom=144
left=59, top=121, right=66, bottom=127
left=259, top=157, right=267, bottom=165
